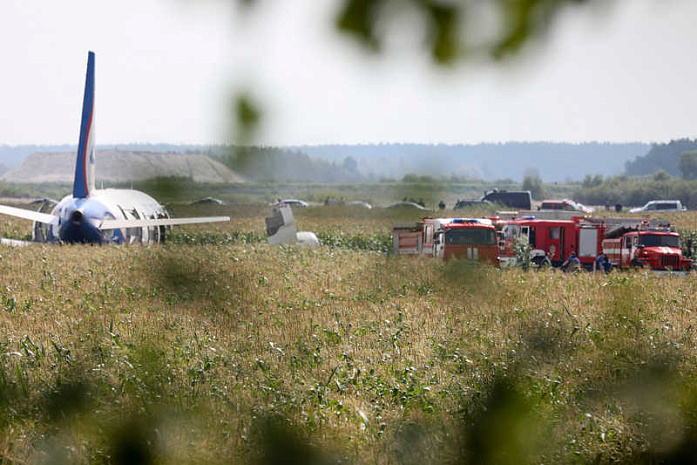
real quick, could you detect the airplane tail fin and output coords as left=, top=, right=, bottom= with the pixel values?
left=73, top=51, right=96, bottom=198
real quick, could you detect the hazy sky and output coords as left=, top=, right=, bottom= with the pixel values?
left=1, top=0, right=696, bottom=146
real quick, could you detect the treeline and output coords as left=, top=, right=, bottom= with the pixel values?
left=300, top=142, right=649, bottom=182
left=220, top=147, right=364, bottom=183
left=625, top=138, right=697, bottom=177
left=574, top=173, right=697, bottom=208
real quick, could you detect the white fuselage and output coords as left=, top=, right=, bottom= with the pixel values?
left=37, top=188, right=170, bottom=245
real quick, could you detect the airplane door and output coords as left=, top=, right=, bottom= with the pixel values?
left=118, top=206, right=142, bottom=245
left=135, top=209, right=150, bottom=244
left=32, top=199, right=55, bottom=242
left=141, top=220, right=149, bottom=244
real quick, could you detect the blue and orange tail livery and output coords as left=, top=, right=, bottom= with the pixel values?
left=73, top=51, right=96, bottom=199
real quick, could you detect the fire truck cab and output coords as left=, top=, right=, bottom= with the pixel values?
left=601, top=227, right=691, bottom=271
left=393, top=217, right=499, bottom=265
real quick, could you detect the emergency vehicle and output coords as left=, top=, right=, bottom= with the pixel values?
left=392, top=217, right=499, bottom=265
left=500, top=215, right=691, bottom=271
left=499, top=217, right=602, bottom=268
left=601, top=223, right=691, bottom=271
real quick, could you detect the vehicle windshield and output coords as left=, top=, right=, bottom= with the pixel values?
left=445, top=228, right=496, bottom=246
left=640, top=234, right=680, bottom=248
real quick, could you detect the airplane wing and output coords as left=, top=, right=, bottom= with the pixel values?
left=0, top=238, right=32, bottom=247
left=98, top=216, right=230, bottom=230
left=0, top=205, right=59, bottom=225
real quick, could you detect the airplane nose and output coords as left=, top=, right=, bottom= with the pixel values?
left=70, top=209, right=84, bottom=227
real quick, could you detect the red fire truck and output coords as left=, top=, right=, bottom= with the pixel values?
left=499, top=215, right=692, bottom=271
left=392, top=217, right=499, bottom=265
left=499, top=216, right=603, bottom=268
left=601, top=223, right=692, bottom=271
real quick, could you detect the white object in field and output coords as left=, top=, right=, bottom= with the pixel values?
left=0, top=238, right=31, bottom=247
left=297, top=231, right=320, bottom=246
left=266, top=205, right=319, bottom=246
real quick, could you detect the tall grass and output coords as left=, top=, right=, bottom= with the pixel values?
left=1, top=241, right=697, bottom=463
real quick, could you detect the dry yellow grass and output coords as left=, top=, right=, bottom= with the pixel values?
left=0, top=238, right=697, bottom=463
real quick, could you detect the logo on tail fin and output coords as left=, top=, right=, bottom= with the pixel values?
left=73, top=51, right=96, bottom=198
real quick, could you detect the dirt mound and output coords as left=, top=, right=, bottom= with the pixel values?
left=0, top=150, right=245, bottom=184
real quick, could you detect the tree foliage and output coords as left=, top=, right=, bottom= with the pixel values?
left=625, top=139, right=697, bottom=177
left=334, top=0, right=600, bottom=64
left=653, top=170, right=671, bottom=182
left=574, top=175, right=697, bottom=209
left=678, top=151, right=697, bottom=180
left=581, top=174, right=603, bottom=188
left=522, top=168, right=544, bottom=200
left=224, top=147, right=365, bottom=182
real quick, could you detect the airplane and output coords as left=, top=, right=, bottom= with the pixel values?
left=0, top=51, right=229, bottom=246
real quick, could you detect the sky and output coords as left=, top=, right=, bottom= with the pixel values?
left=0, top=0, right=696, bottom=146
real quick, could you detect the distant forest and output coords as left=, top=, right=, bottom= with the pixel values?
left=0, top=141, right=658, bottom=183
left=624, top=139, right=697, bottom=177
left=216, top=142, right=649, bottom=183
left=218, top=147, right=363, bottom=183
left=296, top=142, right=649, bottom=182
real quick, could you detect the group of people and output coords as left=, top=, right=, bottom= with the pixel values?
left=561, top=251, right=612, bottom=273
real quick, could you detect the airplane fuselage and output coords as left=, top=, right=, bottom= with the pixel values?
left=0, top=51, right=229, bottom=245
left=38, top=189, right=169, bottom=245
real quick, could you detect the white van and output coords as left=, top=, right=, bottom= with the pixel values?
left=629, top=200, right=687, bottom=213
